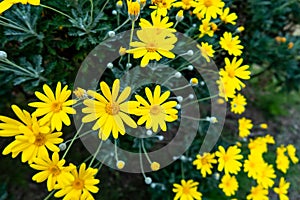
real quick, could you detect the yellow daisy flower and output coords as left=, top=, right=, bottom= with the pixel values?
left=173, top=179, right=202, bottom=200
left=54, top=163, right=99, bottom=200
left=0, top=105, right=33, bottom=137
left=197, top=42, right=215, bottom=62
left=126, top=28, right=177, bottom=67
left=29, top=82, right=77, bottom=131
left=230, top=93, right=246, bottom=114
left=0, top=0, right=40, bottom=14
left=215, top=145, right=243, bottom=174
left=243, top=153, right=265, bottom=179
left=173, top=0, right=194, bottom=10
left=248, top=137, right=268, bottom=155
left=218, top=174, right=239, bottom=196
left=134, top=85, right=178, bottom=132
left=238, top=117, right=253, bottom=138
left=191, top=0, right=225, bottom=20
left=286, top=144, right=299, bottom=164
left=3, top=117, right=63, bottom=163
left=274, top=177, right=290, bottom=200
left=246, top=185, right=269, bottom=200
left=150, top=0, right=175, bottom=16
left=220, top=7, right=238, bottom=25
left=30, top=152, right=75, bottom=191
left=216, top=76, right=236, bottom=101
left=192, top=152, right=217, bottom=177
left=199, top=18, right=214, bottom=38
left=219, top=32, right=244, bottom=56
left=139, top=11, right=175, bottom=32
left=276, top=146, right=290, bottom=173
left=82, top=79, right=138, bottom=140
left=219, top=57, right=251, bottom=91
left=256, top=163, right=276, bottom=189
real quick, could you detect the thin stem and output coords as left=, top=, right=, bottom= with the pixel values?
left=181, top=161, right=185, bottom=179
left=64, top=129, right=94, bottom=144
left=2, top=59, right=34, bottom=75
left=62, top=123, right=84, bottom=159
left=139, top=143, right=147, bottom=178
left=114, top=18, right=130, bottom=32
left=182, top=94, right=219, bottom=108
left=89, top=140, right=103, bottom=168
left=172, top=84, right=190, bottom=91
left=173, top=21, right=179, bottom=28
left=96, top=155, right=109, bottom=171
left=181, top=116, right=208, bottom=121
left=141, top=139, right=152, bottom=164
left=100, top=0, right=110, bottom=13
left=89, top=0, right=94, bottom=26
left=127, top=20, right=135, bottom=64
left=40, top=4, right=73, bottom=20
left=43, top=190, right=55, bottom=200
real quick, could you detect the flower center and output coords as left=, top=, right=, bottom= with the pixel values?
left=182, top=186, right=190, bottom=194
left=150, top=105, right=162, bottom=115
left=105, top=102, right=120, bottom=115
left=204, top=0, right=213, bottom=7
left=146, top=43, right=157, bottom=52
left=34, top=133, right=46, bottom=146
left=201, top=157, right=209, bottom=165
left=227, top=69, right=235, bottom=78
left=49, top=165, right=61, bottom=176
left=51, top=101, right=62, bottom=113
left=72, top=178, right=84, bottom=190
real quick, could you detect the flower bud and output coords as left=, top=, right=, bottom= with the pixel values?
left=150, top=162, right=160, bottom=171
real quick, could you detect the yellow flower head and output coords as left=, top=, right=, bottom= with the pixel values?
left=237, top=26, right=245, bottom=33
left=238, top=117, right=253, bottom=138
left=135, top=85, right=178, bottom=132
left=119, top=46, right=127, bottom=56
left=218, top=174, right=239, bottom=196
left=191, top=0, right=225, bottom=20
left=215, top=145, right=243, bottom=174
left=116, top=0, right=123, bottom=8
left=276, top=145, right=290, bottom=173
left=274, top=177, right=290, bottom=200
left=173, top=179, right=202, bottom=200
left=30, top=152, right=75, bottom=191
left=29, top=82, right=77, bottom=131
left=54, top=163, right=99, bottom=200
left=256, top=163, right=276, bottom=189
left=288, top=42, right=294, bottom=49
left=220, top=7, right=237, bottom=25
left=219, top=32, right=244, bottom=56
left=259, top=123, right=268, bottom=129
left=127, top=0, right=141, bottom=21
left=139, top=11, right=176, bottom=34
left=151, top=161, right=160, bottom=171
left=231, top=93, right=247, bottom=114
left=199, top=18, right=214, bottom=38
left=73, top=87, right=88, bottom=99
left=176, top=10, right=184, bottom=21
left=116, top=160, right=125, bottom=169
left=216, top=76, right=236, bottom=101
left=286, top=144, right=299, bottom=164
left=246, top=185, right=269, bottom=200
left=193, top=152, right=217, bottom=177
left=173, top=0, right=193, bottom=10
left=248, top=137, right=268, bottom=155
left=243, top=153, right=265, bottom=179
left=0, top=105, right=33, bottom=137
left=82, top=79, right=139, bottom=140
left=219, top=57, right=251, bottom=91
left=197, top=42, right=215, bottom=62
left=126, top=28, right=177, bottom=67
left=150, top=0, right=175, bottom=17
left=3, top=117, right=63, bottom=163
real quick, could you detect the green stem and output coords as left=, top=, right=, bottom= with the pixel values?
left=181, top=161, right=185, bottom=179
left=100, top=0, right=110, bottom=13
left=127, top=20, right=135, bottom=65
left=172, top=84, right=190, bottom=91
left=114, top=18, right=130, bottom=32
left=88, top=140, right=103, bottom=168
left=43, top=190, right=55, bottom=200
left=89, top=0, right=94, bottom=25
left=62, top=123, right=84, bottom=159
left=141, top=139, right=152, bottom=164
left=114, top=139, right=119, bottom=161
left=40, top=4, right=73, bottom=20
left=139, top=143, right=147, bottom=178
